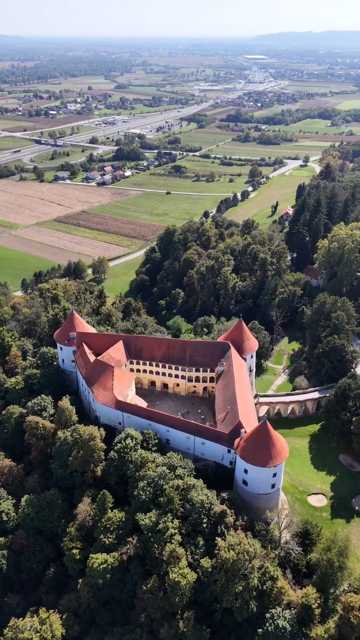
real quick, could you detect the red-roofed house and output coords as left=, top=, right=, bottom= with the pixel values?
left=54, top=311, right=287, bottom=514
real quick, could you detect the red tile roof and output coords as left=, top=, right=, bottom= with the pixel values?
left=218, top=319, right=259, bottom=356
left=53, top=310, right=96, bottom=347
left=234, top=419, right=289, bottom=467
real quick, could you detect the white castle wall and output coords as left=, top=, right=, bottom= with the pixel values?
left=57, top=344, right=76, bottom=373
left=234, top=457, right=284, bottom=494
left=245, top=352, right=256, bottom=394
left=76, top=369, right=236, bottom=468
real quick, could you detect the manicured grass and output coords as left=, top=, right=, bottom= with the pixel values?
left=124, top=171, right=248, bottom=195
left=255, top=366, right=280, bottom=394
left=228, top=167, right=314, bottom=227
left=275, top=379, right=293, bottom=393
left=276, top=418, right=360, bottom=563
left=40, top=220, right=142, bottom=251
left=0, top=136, right=33, bottom=150
left=0, top=246, right=55, bottom=290
left=218, top=140, right=329, bottom=159
left=270, top=337, right=300, bottom=367
left=91, top=191, right=220, bottom=225
left=105, top=256, right=143, bottom=297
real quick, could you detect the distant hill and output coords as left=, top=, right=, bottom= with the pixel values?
left=250, top=31, right=360, bottom=51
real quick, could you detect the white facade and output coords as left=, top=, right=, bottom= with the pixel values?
left=76, top=369, right=236, bottom=468
left=234, top=456, right=285, bottom=514
left=245, top=351, right=256, bottom=393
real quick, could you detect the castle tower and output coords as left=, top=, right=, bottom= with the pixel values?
left=53, top=310, right=96, bottom=380
left=218, top=319, right=258, bottom=393
left=233, top=418, right=289, bottom=516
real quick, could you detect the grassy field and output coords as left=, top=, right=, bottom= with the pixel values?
left=285, top=119, right=360, bottom=134
left=337, top=98, right=360, bottom=110
left=270, top=337, right=300, bottom=367
left=179, top=127, right=231, bottom=149
left=218, top=140, right=329, bottom=159
left=256, top=366, right=280, bottom=394
left=124, top=171, right=248, bottom=195
left=228, top=166, right=314, bottom=226
left=0, top=118, right=35, bottom=132
left=0, top=245, right=54, bottom=290
left=277, top=418, right=360, bottom=563
left=105, top=256, right=143, bottom=297
left=93, top=191, right=220, bottom=225
left=285, top=81, right=358, bottom=93
left=0, top=136, right=33, bottom=151
left=181, top=157, right=271, bottom=177
left=30, top=146, right=90, bottom=166
left=41, top=220, right=142, bottom=251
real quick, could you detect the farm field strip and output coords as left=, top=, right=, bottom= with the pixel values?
left=41, top=220, right=143, bottom=250
left=14, top=226, right=125, bottom=259
left=217, top=141, right=329, bottom=159
left=0, top=231, right=89, bottom=264
left=123, top=171, right=248, bottom=194
left=56, top=211, right=164, bottom=241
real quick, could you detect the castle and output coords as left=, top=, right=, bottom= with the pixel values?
left=54, top=311, right=289, bottom=514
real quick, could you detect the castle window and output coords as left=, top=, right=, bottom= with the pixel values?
left=136, top=369, right=141, bottom=374
left=181, top=375, right=186, bottom=380
left=271, top=483, right=276, bottom=490
left=242, top=479, right=248, bottom=487
left=130, top=368, right=134, bottom=373
left=227, top=448, right=231, bottom=454
left=136, top=361, right=140, bottom=365
left=155, top=371, right=160, bottom=376
left=195, top=368, right=200, bottom=373
left=149, top=370, right=154, bottom=375
left=168, top=365, right=173, bottom=370
left=168, top=373, right=173, bottom=378
left=181, top=367, right=186, bottom=372
left=209, top=376, right=215, bottom=383
left=174, top=366, right=179, bottom=371
left=229, top=460, right=234, bottom=467
left=272, top=472, right=277, bottom=478
left=244, top=468, right=248, bottom=475
left=62, top=359, right=64, bottom=365
left=161, top=364, right=166, bottom=369
left=142, top=369, right=147, bottom=374
left=148, top=361, right=153, bottom=367
left=195, top=376, right=200, bottom=383
left=203, top=376, right=208, bottom=383
left=188, top=376, right=193, bottom=383
left=174, top=374, right=179, bottom=379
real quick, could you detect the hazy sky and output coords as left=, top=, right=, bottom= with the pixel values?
left=2, top=0, right=360, bottom=38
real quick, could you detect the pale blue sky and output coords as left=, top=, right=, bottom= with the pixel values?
left=2, top=0, right=360, bottom=38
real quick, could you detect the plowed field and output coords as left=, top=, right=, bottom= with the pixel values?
left=56, top=211, right=164, bottom=240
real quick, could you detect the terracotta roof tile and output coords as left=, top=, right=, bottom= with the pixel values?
left=54, top=310, right=96, bottom=347
left=218, top=319, right=259, bottom=356
left=234, top=419, right=289, bottom=467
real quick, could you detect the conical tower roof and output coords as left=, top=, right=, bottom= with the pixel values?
left=234, top=418, right=289, bottom=467
left=218, top=319, right=258, bottom=356
left=54, top=310, right=96, bottom=346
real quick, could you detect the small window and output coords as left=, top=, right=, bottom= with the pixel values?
left=272, top=472, right=277, bottom=478
left=168, top=373, right=173, bottom=378
left=181, top=375, right=186, bottom=380
left=136, top=369, right=141, bottom=374
left=209, top=376, right=215, bottom=383
left=130, top=368, right=134, bottom=372
left=203, top=376, right=208, bottom=383
left=195, top=376, right=200, bottom=383
left=229, top=460, right=234, bottom=467
left=227, top=448, right=231, bottom=454
left=148, top=361, right=153, bottom=367
left=244, top=468, right=248, bottom=475
left=62, top=358, right=64, bottom=365
left=155, top=371, right=160, bottom=376
left=149, top=370, right=154, bottom=375
left=174, top=366, right=179, bottom=371
left=188, top=376, right=193, bottom=383
left=59, top=346, right=63, bottom=351
left=136, top=360, right=140, bottom=365
left=242, top=479, right=248, bottom=487
left=168, top=365, right=173, bottom=370
left=271, top=483, right=276, bottom=490
left=142, top=369, right=147, bottom=374
left=161, top=363, right=166, bottom=369
left=174, top=374, right=179, bottom=379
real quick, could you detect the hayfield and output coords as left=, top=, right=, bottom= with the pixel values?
left=56, top=211, right=164, bottom=241
left=42, top=220, right=142, bottom=251
left=15, top=226, right=124, bottom=259
left=0, top=181, right=137, bottom=225
left=0, top=245, right=55, bottom=290
left=218, top=140, right=329, bottom=159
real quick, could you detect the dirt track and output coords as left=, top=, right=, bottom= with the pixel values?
left=0, top=180, right=137, bottom=225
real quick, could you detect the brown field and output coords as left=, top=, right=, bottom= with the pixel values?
left=16, top=226, right=124, bottom=259
left=56, top=211, right=164, bottom=241
left=0, top=181, right=137, bottom=225
left=0, top=231, right=89, bottom=263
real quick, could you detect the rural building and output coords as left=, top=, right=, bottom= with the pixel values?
left=279, top=206, right=294, bottom=224
left=54, top=312, right=289, bottom=515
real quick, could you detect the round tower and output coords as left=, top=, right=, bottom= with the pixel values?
left=233, top=418, right=289, bottom=516
left=218, top=318, right=258, bottom=392
left=53, top=310, right=96, bottom=378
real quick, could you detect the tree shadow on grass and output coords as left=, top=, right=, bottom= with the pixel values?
left=309, top=422, right=360, bottom=523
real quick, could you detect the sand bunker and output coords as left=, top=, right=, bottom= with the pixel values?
left=339, top=454, right=360, bottom=472
left=307, top=493, right=327, bottom=507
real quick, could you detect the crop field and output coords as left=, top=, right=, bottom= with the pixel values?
left=0, top=118, right=35, bottom=132
left=218, top=140, right=329, bottom=159
left=105, top=255, right=144, bottom=297
left=42, top=220, right=142, bottom=251
left=0, top=180, right=138, bottom=225
left=179, top=127, right=231, bottom=149
left=14, top=226, right=124, bottom=259
left=180, top=157, right=273, bottom=178
left=0, top=244, right=55, bottom=290
left=0, top=136, right=33, bottom=150
left=90, top=190, right=220, bottom=225
left=22, top=76, right=116, bottom=92
left=228, top=166, right=314, bottom=226
left=56, top=211, right=164, bottom=241
left=285, top=119, right=360, bottom=134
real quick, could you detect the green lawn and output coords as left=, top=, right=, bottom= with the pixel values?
left=270, top=337, right=300, bottom=367
left=275, top=379, right=293, bottom=393
left=337, top=98, right=360, bottom=110
left=105, top=256, right=143, bottom=297
left=30, top=146, right=89, bottom=166
left=40, top=220, right=142, bottom=251
left=256, top=366, right=280, bottom=394
left=181, top=157, right=267, bottom=177
left=285, top=119, right=360, bottom=134
left=0, top=136, right=33, bottom=150
left=0, top=246, right=55, bottom=290
left=92, top=191, right=220, bottom=225
left=228, top=167, right=314, bottom=227
left=277, top=419, right=360, bottom=563
left=218, top=140, right=329, bottom=159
